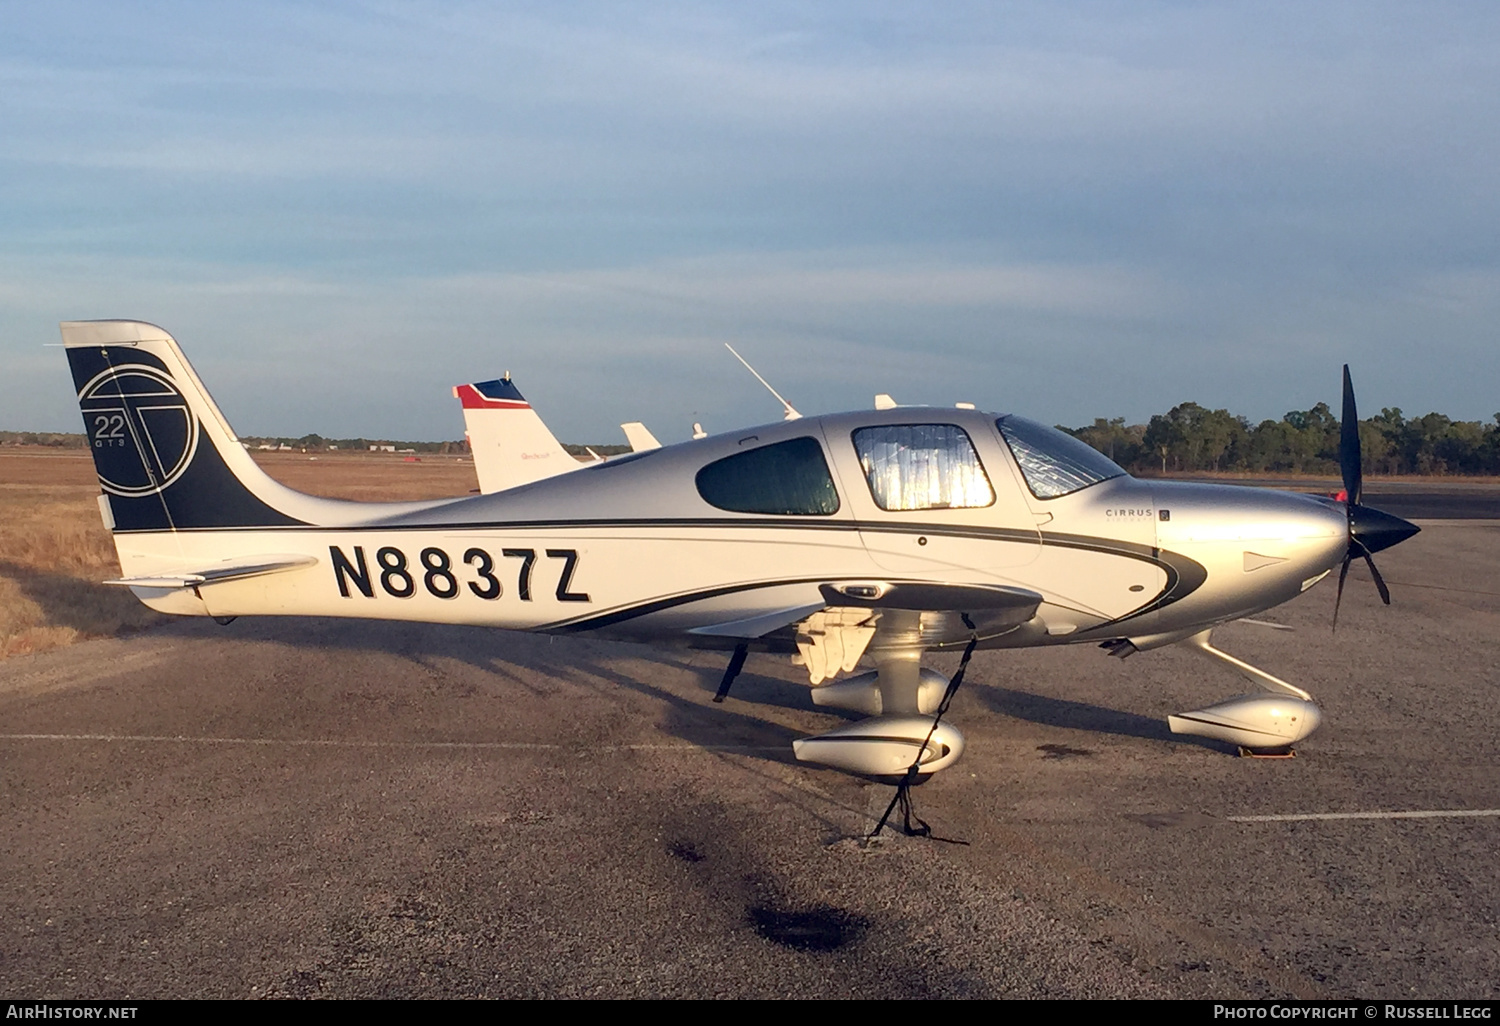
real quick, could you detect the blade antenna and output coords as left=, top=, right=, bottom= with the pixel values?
left=725, top=344, right=801, bottom=421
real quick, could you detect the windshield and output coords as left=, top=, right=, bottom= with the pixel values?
left=996, top=416, right=1127, bottom=499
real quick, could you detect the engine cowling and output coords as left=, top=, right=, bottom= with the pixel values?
left=1168, top=693, right=1322, bottom=750
left=793, top=715, right=965, bottom=780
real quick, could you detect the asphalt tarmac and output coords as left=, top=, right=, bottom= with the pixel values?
left=2, top=520, right=1497, bottom=999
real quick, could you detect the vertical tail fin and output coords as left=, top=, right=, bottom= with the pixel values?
left=63, top=320, right=441, bottom=532
left=620, top=421, right=661, bottom=452
left=453, top=375, right=589, bottom=493
left=64, top=320, right=310, bottom=532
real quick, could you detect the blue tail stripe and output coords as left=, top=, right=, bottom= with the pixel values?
left=69, top=345, right=306, bottom=531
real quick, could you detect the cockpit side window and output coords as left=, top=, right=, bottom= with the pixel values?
left=695, top=437, right=840, bottom=515
left=995, top=415, right=1127, bottom=499
left=852, top=424, right=995, bottom=511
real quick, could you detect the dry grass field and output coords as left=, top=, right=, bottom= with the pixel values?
left=0, top=448, right=477, bottom=659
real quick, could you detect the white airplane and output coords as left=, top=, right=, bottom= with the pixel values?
left=453, top=374, right=597, bottom=494
left=66, top=319, right=1419, bottom=789
left=455, top=374, right=675, bottom=494
left=620, top=421, right=661, bottom=452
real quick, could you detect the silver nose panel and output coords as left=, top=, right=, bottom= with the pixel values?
left=1149, top=481, right=1349, bottom=625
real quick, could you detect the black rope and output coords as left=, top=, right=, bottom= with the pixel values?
left=868, top=633, right=978, bottom=844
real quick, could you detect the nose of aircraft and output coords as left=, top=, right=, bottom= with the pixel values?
left=1349, top=503, right=1420, bottom=555
left=1333, top=496, right=1420, bottom=625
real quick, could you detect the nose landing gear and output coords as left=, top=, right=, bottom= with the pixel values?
left=1166, top=629, right=1322, bottom=754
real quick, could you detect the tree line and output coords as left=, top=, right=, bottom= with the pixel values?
left=10, top=402, right=1500, bottom=476
left=238, top=434, right=467, bottom=454
left=0, top=430, right=467, bottom=454
left=1062, top=403, right=1500, bottom=476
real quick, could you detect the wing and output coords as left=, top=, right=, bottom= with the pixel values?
left=683, top=580, right=1041, bottom=685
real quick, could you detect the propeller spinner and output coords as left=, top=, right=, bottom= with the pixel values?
left=1333, top=365, right=1421, bottom=628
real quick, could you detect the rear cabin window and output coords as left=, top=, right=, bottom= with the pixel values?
left=852, top=424, right=995, bottom=511
left=695, top=437, right=841, bottom=515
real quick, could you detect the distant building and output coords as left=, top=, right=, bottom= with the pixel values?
left=370, top=444, right=396, bottom=452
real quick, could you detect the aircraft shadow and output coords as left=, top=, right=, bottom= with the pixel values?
left=566, top=652, right=813, bottom=763
left=133, top=615, right=826, bottom=767
left=37, top=610, right=1229, bottom=757
left=0, top=561, right=164, bottom=643
left=971, top=684, right=1234, bottom=753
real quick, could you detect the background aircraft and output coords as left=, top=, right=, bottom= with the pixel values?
left=68, top=319, right=1418, bottom=785
left=455, top=375, right=671, bottom=495
left=453, top=374, right=596, bottom=494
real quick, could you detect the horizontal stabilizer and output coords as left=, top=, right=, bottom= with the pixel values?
left=105, top=555, right=318, bottom=590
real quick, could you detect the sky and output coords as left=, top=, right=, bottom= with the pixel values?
left=3, top=1, right=1498, bottom=444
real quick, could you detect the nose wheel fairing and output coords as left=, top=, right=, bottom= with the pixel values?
left=1166, top=629, right=1322, bottom=752
left=1168, top=694, right=1322, bottom=750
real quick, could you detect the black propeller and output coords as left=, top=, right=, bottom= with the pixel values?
left=1333, top=365, right=1421, bottom=629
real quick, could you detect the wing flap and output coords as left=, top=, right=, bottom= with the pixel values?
left=688, top=601, right=827, bottom=639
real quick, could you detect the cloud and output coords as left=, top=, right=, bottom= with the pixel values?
left=430, top=255, right=1166, bottom=318
left=4, top=3, right=1500, bottom=440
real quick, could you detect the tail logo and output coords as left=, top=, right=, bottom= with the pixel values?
left=78, top=364, right=200, bottom=497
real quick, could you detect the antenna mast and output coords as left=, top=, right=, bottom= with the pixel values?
left=725, top=344, right=801, bottom=420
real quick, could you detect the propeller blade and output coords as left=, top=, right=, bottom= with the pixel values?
left=1340, top=364, right=1363, bottom=507
left=1333, top=368, right=1414, bottom=624
left=1355, top=540, right=1392, bottom=605
left=1333, top=554, right=1351, bottom=632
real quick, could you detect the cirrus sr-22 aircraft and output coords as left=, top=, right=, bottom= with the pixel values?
left=64, top=319, right=1420, bottom=785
